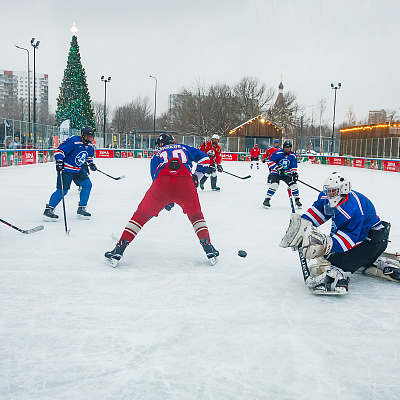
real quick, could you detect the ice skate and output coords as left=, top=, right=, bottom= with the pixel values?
left=200, top=238, right=219, bottom=265
left=77, top=206, right=91, bottom=219
left=212, top=186, right=220, bottom=191
left=363, top=256, right=400, bottom=282
left=263, top=198, right=271, bottom=208
left=104, top=240, right=130, bottom=268
left=295, top=198, right=302, bottom=208
left=43, top=204, right=59, bottom=221
left=307, top=260, right=349, bottom=295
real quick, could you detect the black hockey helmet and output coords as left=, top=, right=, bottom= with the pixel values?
left=283, top=140, right=292, bottom=148
left=81, top=125, right=95, bottom=145
left=156, top=133, right=175, bottom=148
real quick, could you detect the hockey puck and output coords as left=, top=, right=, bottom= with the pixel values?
left=238, top=250, right=247, bottom=258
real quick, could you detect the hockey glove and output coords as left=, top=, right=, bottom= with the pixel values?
left=262, top=158, right=266, bottom=163
left=217, top=164, right=223, bottom=173
left=55, top=160, right=64, bottom=172
left=89, top=162, right=97, bottom=171
left=192, top=174, right=199, bottom=188
left=164, top=203, right=175, bottom=211
left=275, top=165, right=284, bottom=175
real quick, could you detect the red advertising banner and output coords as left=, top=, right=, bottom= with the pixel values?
left=383, top=160, right=399, bottom=172
left=221, top=153, right=239, bottom=162
left=53, top=136, right=60, bottom=148
left=353, top=158, right=365, bottom=168
left=121, top=151, right=127, bottom=158
left=22, top=151, right=37, bottom=165
left=1, top=153, right=7, bottom=167
left=308, top=156, right=316, bottom=164
left=95, top=149, right=114, bottom=158
left=328, top=157, right=344, bottom=166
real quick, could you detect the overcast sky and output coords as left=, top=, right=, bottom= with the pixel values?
left=3, top=0, right=400, bottom=125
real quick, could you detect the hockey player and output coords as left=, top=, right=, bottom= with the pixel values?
left=43, top=125, right=97, bottom=221
left=262, top=139, right=281, bottom=163
left=280, top=172, right=395, bottom=294
left=104, top=133, right=219, bottom=267
left=249, top=143, right=261, bottom=169
left=199, top=134, right=223, bottom=191
left=262, top=140, right=301, bottom=208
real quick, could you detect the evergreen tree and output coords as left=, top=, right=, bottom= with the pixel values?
left=56, top=35, right=95, bottom=130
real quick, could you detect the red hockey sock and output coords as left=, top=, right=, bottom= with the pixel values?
left=120, top=210, right=151, bottom=243
left=188, top=213, right=210, bottom=242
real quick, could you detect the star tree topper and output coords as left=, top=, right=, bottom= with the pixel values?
left=70, top=22, right=78, bottom=36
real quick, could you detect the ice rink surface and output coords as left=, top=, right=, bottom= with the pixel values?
left=1, top=158, right=400, bottom=400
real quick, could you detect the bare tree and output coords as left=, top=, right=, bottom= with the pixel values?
left=344, top=106, right=357, bottom=126
left=112, top=97, right=152, bottom=133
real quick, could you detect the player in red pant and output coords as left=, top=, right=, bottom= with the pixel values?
left=105, top=133, right=219, bottom=267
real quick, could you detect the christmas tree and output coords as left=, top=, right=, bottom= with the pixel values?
left=56, top=32, right=95, bottom=130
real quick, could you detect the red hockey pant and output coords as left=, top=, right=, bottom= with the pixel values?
left=120, top=175, right=210, bottom=243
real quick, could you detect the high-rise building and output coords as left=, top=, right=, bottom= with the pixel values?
left=0, top=69, right=48, bottom=119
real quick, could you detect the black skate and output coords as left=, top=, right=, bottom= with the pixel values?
left=263, top=198, right=271, bottom=208
left=200, top=238, right=219, bottom=265
left=104, top=239, right=130, bottom=268
left=43, top=204, right=59, bottom=221
left=77, top=206, right=91, bottom=220
left=212, top=186, right=221, bottom=191
left=295, top=198, right=302, bottom=208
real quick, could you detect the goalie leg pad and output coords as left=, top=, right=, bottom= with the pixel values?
left=310, top=263, right=349, bottom=294
left=306, top=257, right=332, bottom=289
left=363, top=256, right=400, bottom=282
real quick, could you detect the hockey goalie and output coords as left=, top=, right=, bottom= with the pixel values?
left=280, top=172, right=399, bottom=294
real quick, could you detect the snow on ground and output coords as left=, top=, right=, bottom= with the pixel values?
left=1, top=158, right=400, bottom=400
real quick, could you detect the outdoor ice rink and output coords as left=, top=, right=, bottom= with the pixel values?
left=1, top=158, right=400, bottom=399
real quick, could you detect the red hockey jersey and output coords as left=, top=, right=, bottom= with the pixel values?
left=199, top=141, right=222, bottom=165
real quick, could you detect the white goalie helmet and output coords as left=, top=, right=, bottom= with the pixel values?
left=323, top=172, right=351, bottom=207
left=211, top=134, right=220, bottom=140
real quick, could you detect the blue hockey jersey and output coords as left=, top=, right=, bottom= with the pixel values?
left=151, top=143, right=210, bottom=180
left=302, top=190, right=383, bottom=252
left=268, top=150, right=298, bottom=175
left=54, top=135, right=95, bottom=173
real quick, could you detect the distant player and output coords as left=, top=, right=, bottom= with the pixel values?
left=43, top=125, right=97, bottom=221
left=249, top=143, right=261, bottom=169
left=199, top=134, right=223, bottom=191
left=104, top=133, right=219, bottom=267
left=263, top=140, right=301, bottom=208
left=280, top=172, right=396, bottom=294
left=262, top=139, right=281, bottom=163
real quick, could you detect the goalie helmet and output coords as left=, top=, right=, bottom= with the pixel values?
left=211, top=134, right=220, bottom=140
left=156, top=133, right=175, bottom=148
left=323, top=172, right=351, bottom=207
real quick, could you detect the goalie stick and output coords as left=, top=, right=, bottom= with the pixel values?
left=0, top=218, right=44, bottom=234
left=222, top=170, right=251, bottom=180
left=287, top=187, right=310, bottom=282
left=97, top=169, right=125, bottom=180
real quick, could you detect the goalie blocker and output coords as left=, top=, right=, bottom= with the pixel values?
left=280, top=172, right=396, bottom=295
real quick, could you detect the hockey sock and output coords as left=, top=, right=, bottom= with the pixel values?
left=189, top=213, right=210, bottom=241
left=48, top=188, right=68, bottom=208
left=200, top=175, right=208, bottom=185
left=120, top=210, right=150, bottom=243
left=78, top=179, right=92, bottom=206
left=211, top=176, right=217, bottom=188
left=266, top=182, right=279, bottom=198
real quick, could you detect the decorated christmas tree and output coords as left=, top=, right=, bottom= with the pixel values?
left=56, top=27, right=95, bottom=130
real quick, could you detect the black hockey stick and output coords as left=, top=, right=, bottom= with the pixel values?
left=298, top=179, right=320, bottom=193
left=287, top=187, right=310, bottom=282
left=97, top=169, right=125, bottom=180
left=222, top=170, right=251, bottom=180
left=59, top=171, right=70, bottom=234
left=0, top=218, right=44, bottom=234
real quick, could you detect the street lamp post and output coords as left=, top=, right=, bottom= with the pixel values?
left=30, top=38, right=40, bottom=147
left=330, top=83, right=341, bottom=155
left=19, top=98, right=26, bottom=121
left=15, top=45, right=30, bottom=123
left=101, top=76, right=111, bottom=147
left=300, top=105, right=313, bottom=152
left=149, top=75, right=157, bottom=137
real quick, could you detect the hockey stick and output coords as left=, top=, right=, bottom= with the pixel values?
left=287, top=187, right=310, bottom=282
left=97, top=169, right=125, bottom=180
left=59, top=171, right=70, bottom=234
left=298, top=179, right=320, bottom=193
left=222, top=170, right=251, bottom=180
left=0, top=218, right=44, bottom=234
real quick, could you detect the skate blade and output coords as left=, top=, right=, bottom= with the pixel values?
left=43, top=216, right=58, bottom=222
left=77, top=215, right=91, bottom=220
left=263, top=206, right=270, bottom=209
left=312, top=288, right=348, bottom=295
left=209, top=256, right=218, bottom=266
left=106, top=258, right=119, bottom=268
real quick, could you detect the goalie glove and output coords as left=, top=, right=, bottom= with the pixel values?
left=280, top=214, right=332, bottom=259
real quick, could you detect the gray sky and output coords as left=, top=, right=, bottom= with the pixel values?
left=3, top=0, right=400, bottom=125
